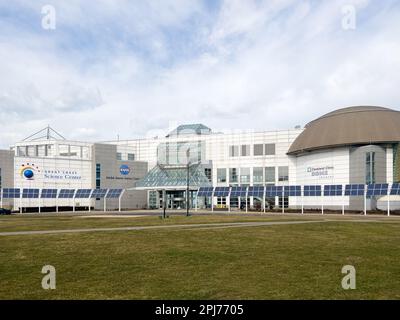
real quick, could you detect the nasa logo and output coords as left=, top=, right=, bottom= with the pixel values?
left=120, top=164, right=130, bottom=176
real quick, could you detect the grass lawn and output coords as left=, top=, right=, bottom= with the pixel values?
left=0, top=214, right=400, bottom=299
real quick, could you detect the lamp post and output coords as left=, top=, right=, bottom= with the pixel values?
left=186, top=148, right=190, bottom=217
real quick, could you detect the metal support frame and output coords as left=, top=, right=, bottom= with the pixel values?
left=119, top=189, right=125, bottom=212
left=364, top=185, right=367, bottom=216
left=321, top=186, right=324, bottom=215
left=211, top=190, right=214, bottom=212
left=263, top=189, right=266, bottom=213
left=195, top=190, right=199, bottom=212
left=281, top=189, right=284, bottom=214
left=301, top=187, right=304, bottom=215
left=342, top=185, right=345, bottom=215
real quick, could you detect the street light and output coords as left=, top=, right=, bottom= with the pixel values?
left=186, top=148, right=190, bottom=217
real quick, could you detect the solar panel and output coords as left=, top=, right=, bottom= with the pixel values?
left=214, top=187, right=230, bottom=197
left=303, top=185, right=322, bottom=196
left=230, top=186, right=247, bottom=197
left=22, top=188, right=39, bottom=198
left=58, top=189, right=75, bottom=198
left=344, top=184, right=365, bottom=196
left=2, top=188, right=20, bottom=199
left=91, top=189, right=108, bottom=198
left=247, top=186, right=264, bottom=197
left=41, top=189, right=58, bottom=198
left=106, top=189, right=123, bottom=198
left=75, top=189, right=92, bottom=198
left=283, top=185, right=301, bottom=196
left=265, top=185, right=283, bottom=197
left=197, top=187, right=213, bottom=197
left=390, top=183, right=400, bottom=195
left=367, top=183, right=389, bottom=196
left=323, top=185, right=343, bottom=196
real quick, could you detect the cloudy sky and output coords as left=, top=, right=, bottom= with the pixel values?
left=0, top=0, right=399, bottom=147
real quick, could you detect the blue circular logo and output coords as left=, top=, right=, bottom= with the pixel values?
left=23, top=169, right=34, bottom=179
left=120, top=165, right=130, bottom=175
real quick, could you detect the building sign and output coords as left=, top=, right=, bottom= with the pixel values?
left=307, top=166, right=334, bottom=179
left=20, top=163, right=40, bottom=180
left=119, top=165, right=131, bottom=175
left=43, top=169, right=82, bottom=180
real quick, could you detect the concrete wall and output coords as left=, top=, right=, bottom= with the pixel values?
left=0, top=149, right=15, bottom=208
left=93, top=143, right=148, bottom=210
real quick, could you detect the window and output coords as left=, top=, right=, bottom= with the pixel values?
left=17, top=146, right=26, bottom=156
left=117, top=152, right=122, bottom=160
left=265, top=143, right=276, bottom=155
left=96, top=164, right=101, bottom=189
left=241, top=145, right=250, bottom=156
left=240, top=167, right=250, bottom=184
left=58, top=144, right=70, bottom=156
left=26, top=145, right=35, bottom=157
left=128, top=153, right=135, bottom=161
left=253, top=167, right=264, bottom=184
left=217, top=168, right=227, bottom=183
left=254, top=144, right=263, bottom=156
left=229, top=145, right=239, bottom=157
left=205, top=168, right=212, bottom=182
left=366, top=152, right=375, bottom=184
left=278, top=166, right=289, bottom=182
left=45, top=145, right=53, bottom=156
left=37, top=145, right=46, bottom=157
left=265, top=167, right=275, bottom=183
left=229, top=168, right=238, bottom=183
left=81, top=146, right=90, bottom=159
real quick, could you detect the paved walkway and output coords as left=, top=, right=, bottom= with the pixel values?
left=0, top=220, right=329, bottom=236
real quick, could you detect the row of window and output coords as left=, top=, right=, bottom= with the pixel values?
left=229, top=143, right=276, bottom=157
left=116, top=153, right=135, bottom=161
left=17, top=145, right=90, bottom=159
left=217, top=166, right=289, bottom=184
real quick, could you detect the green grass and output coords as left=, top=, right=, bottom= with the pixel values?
left=0, top=214, right=400, bottom=299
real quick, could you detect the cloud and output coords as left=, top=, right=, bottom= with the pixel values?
left=0, top=0, right=399, bottom=148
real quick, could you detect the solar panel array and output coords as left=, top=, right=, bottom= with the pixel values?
left=323, top=185, right=343, bottom=196
left=214, top=187, right=230, bottom=197
left=58, top=189, right=76, bottom=198
left=41, top=189, right=58, bottom=198
left=247, top=186, right=264, bottom=197
left=230, top=186, right=247, bottom=197
left=344, top=184, right=365, bottom=196
left=22, top=188, right=40, bottom=198
left=390, top=183, right=400, bottom=195
left=106, top=189, right=123, bottom=198
left=304, top=185, right=321, bottom=196
left=197, top=187, right=213, bottom=197
left=2, top=188, right=21, bottom=198
left=366, top=183, right=389, bottom=196
left=283, top=186, right=301, bottom=196
left=75, top=189, right=92, bottom=198
left=265, top=186, right=283, bottom=197
left=91, top=189, right=108, bottom=198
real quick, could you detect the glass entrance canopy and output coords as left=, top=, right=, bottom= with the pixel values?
left=135, top=164, right=212, bottom=190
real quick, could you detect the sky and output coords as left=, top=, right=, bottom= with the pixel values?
left=0, top=0, right=399, bottom=147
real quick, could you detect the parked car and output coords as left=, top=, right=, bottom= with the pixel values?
left=0, top=208, right=12, bottom=215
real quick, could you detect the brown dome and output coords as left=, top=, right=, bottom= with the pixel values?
left=287, top=106, right=400, bottom=155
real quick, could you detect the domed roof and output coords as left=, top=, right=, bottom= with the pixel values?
left=287, top=106, right=400, bottom=155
